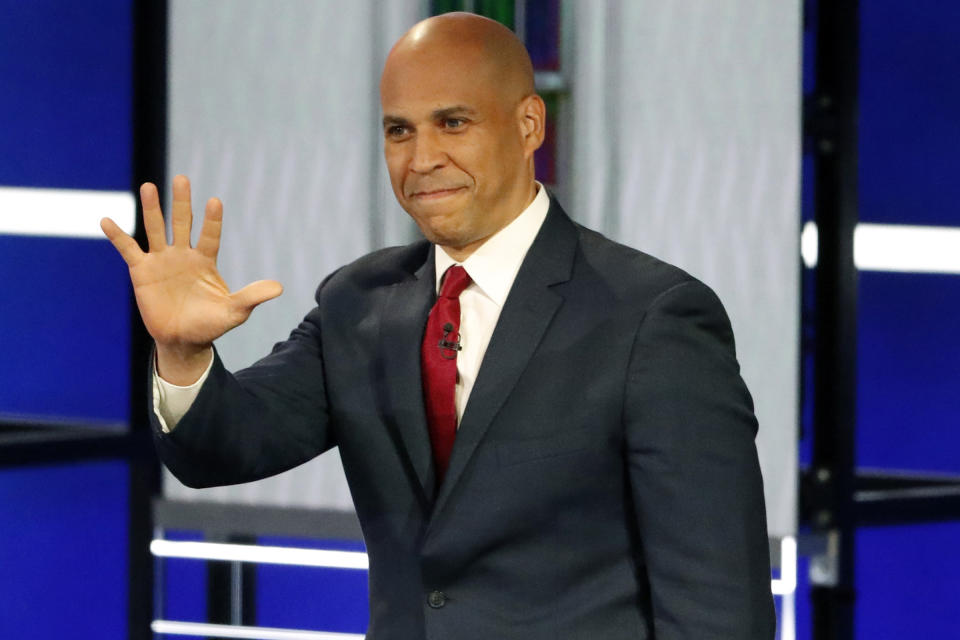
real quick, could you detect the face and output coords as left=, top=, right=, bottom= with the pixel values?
left=380, top=45, right=541, bottom=258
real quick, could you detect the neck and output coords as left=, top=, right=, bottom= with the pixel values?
left=439, top=180, right=538, bottom=262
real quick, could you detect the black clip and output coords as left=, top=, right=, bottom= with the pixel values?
left=438, top=322, right=462, bottom=359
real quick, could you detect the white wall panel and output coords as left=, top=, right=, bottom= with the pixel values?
left=165, top=0, right=422, bottom=510
left=566, top=0, right=801, bottom=536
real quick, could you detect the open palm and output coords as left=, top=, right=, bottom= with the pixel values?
left=101, top=175, right=282, bottom=358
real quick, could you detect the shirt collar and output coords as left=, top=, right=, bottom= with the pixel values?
left=434, top=182, right=550, bottom=307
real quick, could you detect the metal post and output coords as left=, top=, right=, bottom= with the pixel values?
left=808, top=1, right=860, bottom=638
left=130, top=1, right=168, bottom=638
left=207, top=534, right=258, bottom=631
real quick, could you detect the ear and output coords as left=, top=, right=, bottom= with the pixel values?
left=517, top=94, right=547, bottom=158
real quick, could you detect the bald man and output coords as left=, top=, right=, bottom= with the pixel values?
left=104, top=12, right=775, bottom=640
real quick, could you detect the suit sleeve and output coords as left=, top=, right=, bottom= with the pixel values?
left=624, top=279, right=776, bottom=639
left=151, top=305, right=333, bottom=489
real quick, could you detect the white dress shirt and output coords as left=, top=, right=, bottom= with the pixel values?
left=154, top=183, right=550, bottom=432
left=433, top=183, right=549, bottom=424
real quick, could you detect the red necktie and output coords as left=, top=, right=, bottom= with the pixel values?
left=422, top=265, right=472, bottom=483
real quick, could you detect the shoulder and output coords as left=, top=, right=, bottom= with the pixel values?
left=313, top=240, right=432, bottom=303
left=572, top=225, right=735, bottom=354
left=566, top=217, right=720, bottom=314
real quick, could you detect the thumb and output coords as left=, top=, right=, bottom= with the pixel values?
left=231, top=279, right=284, bottom=312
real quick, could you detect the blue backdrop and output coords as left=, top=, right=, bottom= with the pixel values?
left=0, top=1, right=132, bottom=425
left=0, top=1, right=132, bottom=637
left=794, top=1, right=960, bottom=639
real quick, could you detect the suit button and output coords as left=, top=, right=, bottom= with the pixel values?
left=427, top=590, right=447, bottom=608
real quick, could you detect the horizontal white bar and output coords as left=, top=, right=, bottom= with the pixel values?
left=855, top=223, right=960, bottom=273
left=150, top=539, right=368, bottom=569
left=802, top=221, right=960, bottom=274
left=154, top=538, right=796, bottom=593
left=154, top=539, right=795, bottom=596
left=771, top=536, right=797, bottom=596
left=152, top=620, right=364, bottom=640
left=0, top=186, right=135, bottom=238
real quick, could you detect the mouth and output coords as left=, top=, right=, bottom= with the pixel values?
left=408, top=186, right=467, bottom=200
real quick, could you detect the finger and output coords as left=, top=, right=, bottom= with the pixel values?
left=171, top=174, right=193, bottom=247
left=100, top=217, right=144, bottom=267
left=231, top=280, right=284, bottom=312
left=140, top=182, right=167, bottom=252
left=195, top=197, right=223, bottom=260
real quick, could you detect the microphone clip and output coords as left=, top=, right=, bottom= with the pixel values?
left=438, top=322, right=462, bottom=360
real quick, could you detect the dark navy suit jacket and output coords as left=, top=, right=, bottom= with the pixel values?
left=154, top=199, right=776, bottom=639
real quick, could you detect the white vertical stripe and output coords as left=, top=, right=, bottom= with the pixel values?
left=779, top=589, right=796, bottom=640
left=771, top=536, right=797, bottom=596
left=0, top=186, right=136, bottom=238
left=801, top=221, right=818, bottom=269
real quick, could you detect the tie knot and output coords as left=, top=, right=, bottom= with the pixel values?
left=439, top=265, right=471, bottom=299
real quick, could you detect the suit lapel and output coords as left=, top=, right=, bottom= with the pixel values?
left=430, top=201, right=579, bottom=522
left=378, top=248, right=437, bottom=505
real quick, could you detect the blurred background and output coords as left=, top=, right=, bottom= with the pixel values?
left=0, top=1, right=957, bottom=639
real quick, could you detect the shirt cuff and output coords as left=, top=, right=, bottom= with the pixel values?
left=152, top=351, right=215, bottom=433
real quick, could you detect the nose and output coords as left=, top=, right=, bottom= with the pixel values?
left=409, top=129, right=447, bottom=174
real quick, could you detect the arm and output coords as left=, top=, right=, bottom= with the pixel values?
left=102, top=175, right=323, bottom=487
left=624, top=280, right=776, bottom=639
left=151, top=306, right=332, bottom=489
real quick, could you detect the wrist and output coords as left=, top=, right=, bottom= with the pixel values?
left=155, top=343, right=213, bottom=386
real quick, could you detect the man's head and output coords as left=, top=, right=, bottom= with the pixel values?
left=380, top=12, right=546, bottom=260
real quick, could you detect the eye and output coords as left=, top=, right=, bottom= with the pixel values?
left=385, top=125, right=411, bottom=140
left=443, top=118, right=466, bottom=130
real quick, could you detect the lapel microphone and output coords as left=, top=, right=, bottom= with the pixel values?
left=438, top=322, right=462, bottom=359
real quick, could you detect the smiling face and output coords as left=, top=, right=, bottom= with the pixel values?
left=380, top=14, right=545, bottom=261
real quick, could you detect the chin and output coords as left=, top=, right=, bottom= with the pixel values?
left=416, top=224, right=462, bottom=248
left=406, top=206, right=461, bottom=237
left=412, top=219, right=474, bottom=250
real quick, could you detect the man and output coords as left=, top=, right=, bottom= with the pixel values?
left=102, top=12, right=775, bottom=640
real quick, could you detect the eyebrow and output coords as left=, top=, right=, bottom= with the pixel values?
left=382, top=105, right=477, bottom=129
left=431, top=105, right=476, bottom=119
left=382, top=115, right=411, bottom=129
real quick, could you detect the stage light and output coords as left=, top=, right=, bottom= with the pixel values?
left=771, top=535, right=797, bottom=596
left=151, top=620, right=364, bottom=640
left=0, top=186, right=135, bottom=238
left=801, top=221, right=960, bottom=274
left=150, top=539, right=369, bottom=569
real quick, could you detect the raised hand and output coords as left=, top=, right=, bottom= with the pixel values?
left=101, top=175, right=282, bottom=383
